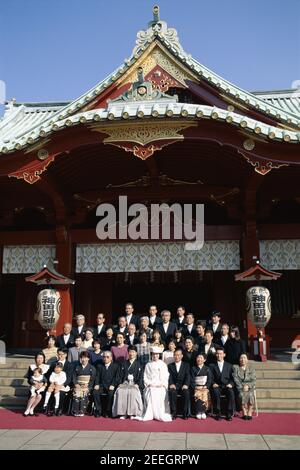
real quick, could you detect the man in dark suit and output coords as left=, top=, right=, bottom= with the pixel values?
left=71, top=314, right=87, bottom=339
left=206, top=311, right=222, bottom=342
left=172, top=306, right=186, bottom=328
left=93, top=313, right=106, bottom=340
left=158, top=310, right=176, bottom=343
left=168, top=348, right=190, bottom=420
left=125, top=323, right=139, bottom=346
left=93, top=351, right=119, bottom=417
left=182, top=313, right=197, bottom=338
left=194, top=321, right=206, bottom=349
left=125, top=303, right=140, bottom=329
left=148, top=305, right=162, bottom=329
left=209, top=346, right=235, bottom=421
left=113, top=316, right=128, bottom=336
left=198, top=330, right=218, bottom=365
left=56, top=323, right=75, bottom=349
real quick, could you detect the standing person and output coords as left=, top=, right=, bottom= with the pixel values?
left=173, top=306, right=186, bottom=328
left=168, top=348, right=190, bottom=420
left=136, top=332, right=151, bottom=367
left=125, top=303, right=140, bottom=329
left=183, top=336, right=197, bottom=367
left=112, top=346, right=144, bottom=419
left=151, top=330, right=165, bottom=350
left=191, top=353, right=212, bottom=420
left=209, top=347, right=235, bottom=421
left=174, top=329, right=185, bottom=350
left=216, top=324, right=230, bottom=349
left=194, top=321, right=206, bottom=350
left=101, top=326, right=116, bottom=351
left=93, top=313, right=106, bottom=339
left=67, top=335, right=86, bottom=363
left=182, top=313, right=197, bottom=338
left=148, top=305, right=162, bottom=329
left=198, top=330, right=218, bottom=365
left=111, top=333, right=129, bottom=364
left=72, top=351, right=96, bottom=417
left=157, top=310, right=176, bottom=344
left=207, top=311, right=222, bottom=341
left=225, top=326, right=246, bottom=365
left=140, top=345, right=172, bottom=422
left=125, top=323, right=139, bottom=346
left=71, top=314, right=87, bottom=339
left=137, top=316, right=153, bottom=341
left=42, top=335, right=58, bottom=365
left=162, top=339, right=176, bottom=366
left=114, top=316, right=128, bottom=335
left=82, top=328, right=94, bottom=349
left=93, top=351, right=119, bottom=418
left=233, top=353, right=256, bottom=420
left=56, top=323, right=74, bottom=349
left=89, top=339, right=103, bottom=367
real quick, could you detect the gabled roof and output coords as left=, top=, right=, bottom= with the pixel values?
left=1, top=5, right=300, bottom=155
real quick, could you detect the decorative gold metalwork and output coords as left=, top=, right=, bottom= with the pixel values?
left=243, top=138, right=255, bottom=151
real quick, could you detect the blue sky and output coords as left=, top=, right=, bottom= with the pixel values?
left=0, top=0, right=299, bottom=114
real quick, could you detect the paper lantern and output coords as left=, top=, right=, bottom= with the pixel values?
left=36, top=288, right=61, bottom=330
left=246, top=286, right=271, bottom=328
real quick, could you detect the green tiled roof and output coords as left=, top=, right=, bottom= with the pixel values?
left=1, top=6, right=299, bottom=154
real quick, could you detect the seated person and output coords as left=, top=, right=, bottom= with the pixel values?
left=72, top=351, right=96, bottom=417
left=82, top=328, right=94, bottom=349
left=112, top=345, right=144, bottom=419
left=23, top=367, right=47, bottom=416
left=43, top=362, right=68, bottom=416
left=93, top=351, right=119, bottom=418
left=52, top=348, right=73, bottom=414
left=162, top=339, right=176, bottom=366
left=233, top=353, right=256, bottom=420
left=209, top=346, right=235, bottom=421
left=168, top=348, right=190, bottom=420
left=191, top=353, right=212, bottom=420
left=182, top=336, right=197, bottom=367
left=25, top=352, right=50, bottom=384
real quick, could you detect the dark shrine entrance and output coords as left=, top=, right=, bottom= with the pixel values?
left=112, top=271, right=213, bottom=321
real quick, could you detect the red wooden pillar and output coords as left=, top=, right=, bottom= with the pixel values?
left=55, top=225, right=74, bottom=334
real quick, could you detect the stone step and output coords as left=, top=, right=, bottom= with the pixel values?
left=0, top=369, right=27, bottom=378
left=256, top=379, right=300, bottom=389
left=255, top=370, right=300, bottom=379
left=0, top=385, right=28, bottom=397
left=0, top=377, right=28, bottom=386
left=257, top=398, right=300, bottom=410
left=250, top=360, right=299, bottom=370
left=0, top=396, right=27, bottom=407
left=0, top=361, right=33, bottom=370
left=256, top=388, right=300, bottom=399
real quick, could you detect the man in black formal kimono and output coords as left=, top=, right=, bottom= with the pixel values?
left=168, top=348, right=190, bottom=420
left=93, top=351, right=119, bottom=418
left=209, top=346, right=235, bottom=421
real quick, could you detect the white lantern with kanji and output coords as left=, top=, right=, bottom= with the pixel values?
left=246, top=286, right=271, bottom=329
left=36, top=288, right=61, bottom=330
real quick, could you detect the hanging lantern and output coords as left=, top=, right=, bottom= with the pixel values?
left=36, top=288, right=61, bottom=330
left=246, top=286, right=271, bottom=329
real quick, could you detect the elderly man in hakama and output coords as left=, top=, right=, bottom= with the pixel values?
left=140, top=345, right=172, bottom=422
left=112, top=346, right=144, bottom=419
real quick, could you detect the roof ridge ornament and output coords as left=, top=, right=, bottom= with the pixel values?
left=108, top=66, right=178, bottom=103
left=132, top=5, right=184, bottom=56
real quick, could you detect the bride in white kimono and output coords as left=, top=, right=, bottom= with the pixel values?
left=142, top=345, right=172, bottom=422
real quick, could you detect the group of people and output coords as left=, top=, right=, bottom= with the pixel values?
left=24, top=304, right=256, bottom=421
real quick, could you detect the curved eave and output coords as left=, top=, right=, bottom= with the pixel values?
left=1, top=103, right=300, bottom=155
